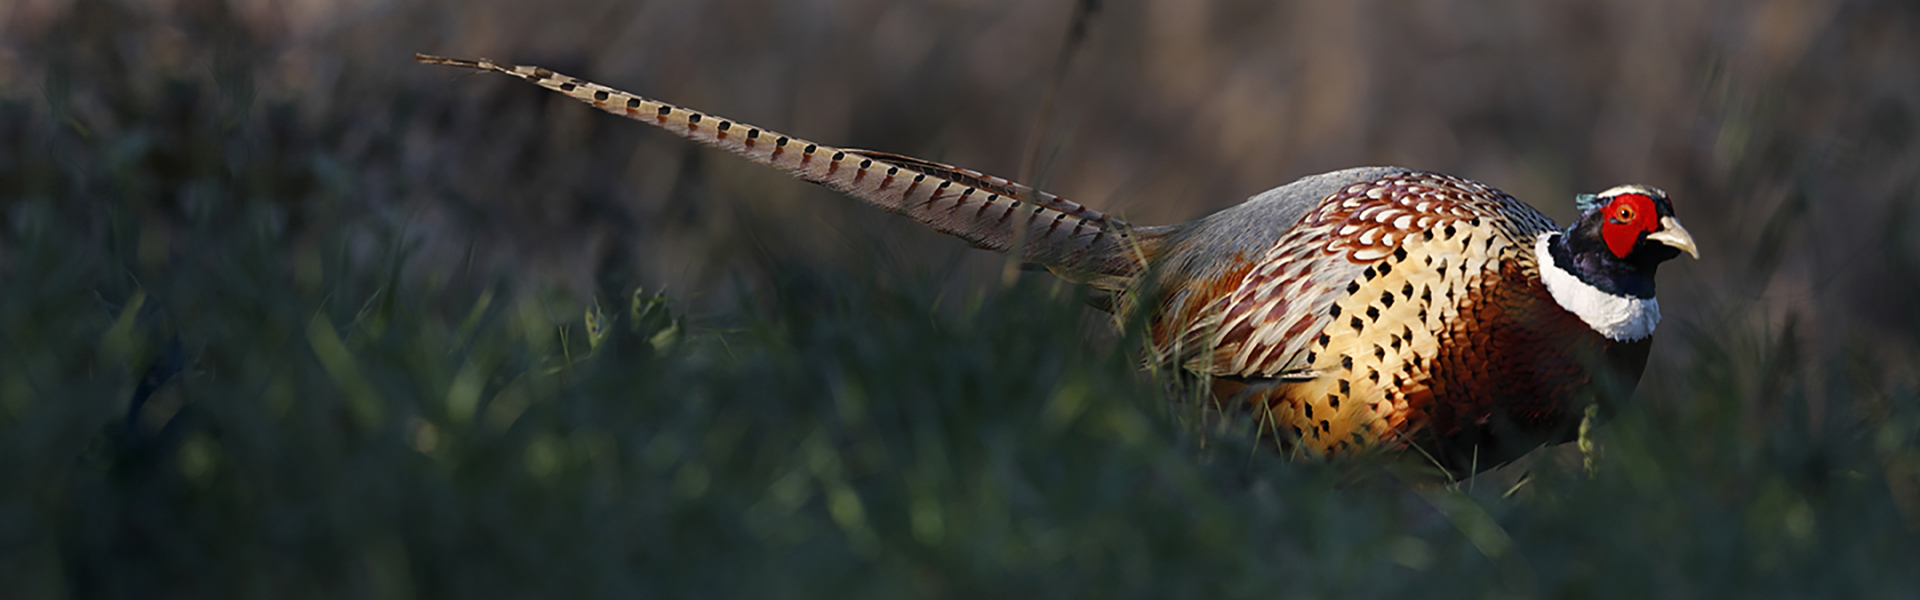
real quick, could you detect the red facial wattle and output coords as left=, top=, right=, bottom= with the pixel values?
left=1600, top=193, right=1658, bottom=259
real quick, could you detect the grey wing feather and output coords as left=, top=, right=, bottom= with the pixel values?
left=1147, top=167, right=1412, bottom=375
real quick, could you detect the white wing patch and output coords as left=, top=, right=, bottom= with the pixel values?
left=1534, top=234, right=1660, bottom=341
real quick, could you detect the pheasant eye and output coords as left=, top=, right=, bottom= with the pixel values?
left=1614, top=205, right=1635, bottom=222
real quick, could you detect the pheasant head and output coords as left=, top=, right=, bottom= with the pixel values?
left=1539, top=185, right=1699, bottom=341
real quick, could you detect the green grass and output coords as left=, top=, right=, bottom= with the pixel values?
left=6, top=167, right=1919, bottom=598
left=11, top=187, right=1920, bottom=596
left=5, top=1, right=1920, bottom=597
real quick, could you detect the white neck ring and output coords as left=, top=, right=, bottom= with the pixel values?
left=1535, top=234, right=1660, bottom=342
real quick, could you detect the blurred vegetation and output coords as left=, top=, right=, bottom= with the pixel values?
left=4, top=0, right=1920, bottom=597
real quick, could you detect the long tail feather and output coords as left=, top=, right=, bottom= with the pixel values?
left=415, top=53, right=1150, bottom=281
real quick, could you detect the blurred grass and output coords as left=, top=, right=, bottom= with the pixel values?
left=4, top=0, right=1920, bottom=597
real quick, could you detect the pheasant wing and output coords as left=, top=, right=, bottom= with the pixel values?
left=1186, top=172, right=1559, bottom=378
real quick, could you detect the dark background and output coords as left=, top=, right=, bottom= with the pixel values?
left=3, top=0, right=1918, bottom=597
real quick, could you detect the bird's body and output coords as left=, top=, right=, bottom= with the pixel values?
left=1145, top=169, right=1661, bottom=473
left=418, top=55, right=1697, bottom=477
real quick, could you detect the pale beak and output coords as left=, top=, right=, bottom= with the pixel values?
left=1645, top=216, right=1699, bottom=259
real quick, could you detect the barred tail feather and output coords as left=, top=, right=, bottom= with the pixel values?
left=415, top=54, right=1150, bottom=281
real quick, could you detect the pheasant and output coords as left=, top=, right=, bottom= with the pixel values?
left=416, top=55, right=1699, bottom=476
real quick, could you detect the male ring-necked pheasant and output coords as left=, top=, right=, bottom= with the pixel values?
left=418, top=55, right=1699, bottom=476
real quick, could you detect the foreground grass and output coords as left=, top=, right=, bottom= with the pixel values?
left=2, top=202, right=1918, bottom=599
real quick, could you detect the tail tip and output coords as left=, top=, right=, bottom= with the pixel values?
left=413, top=53, right=488, bottom=70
